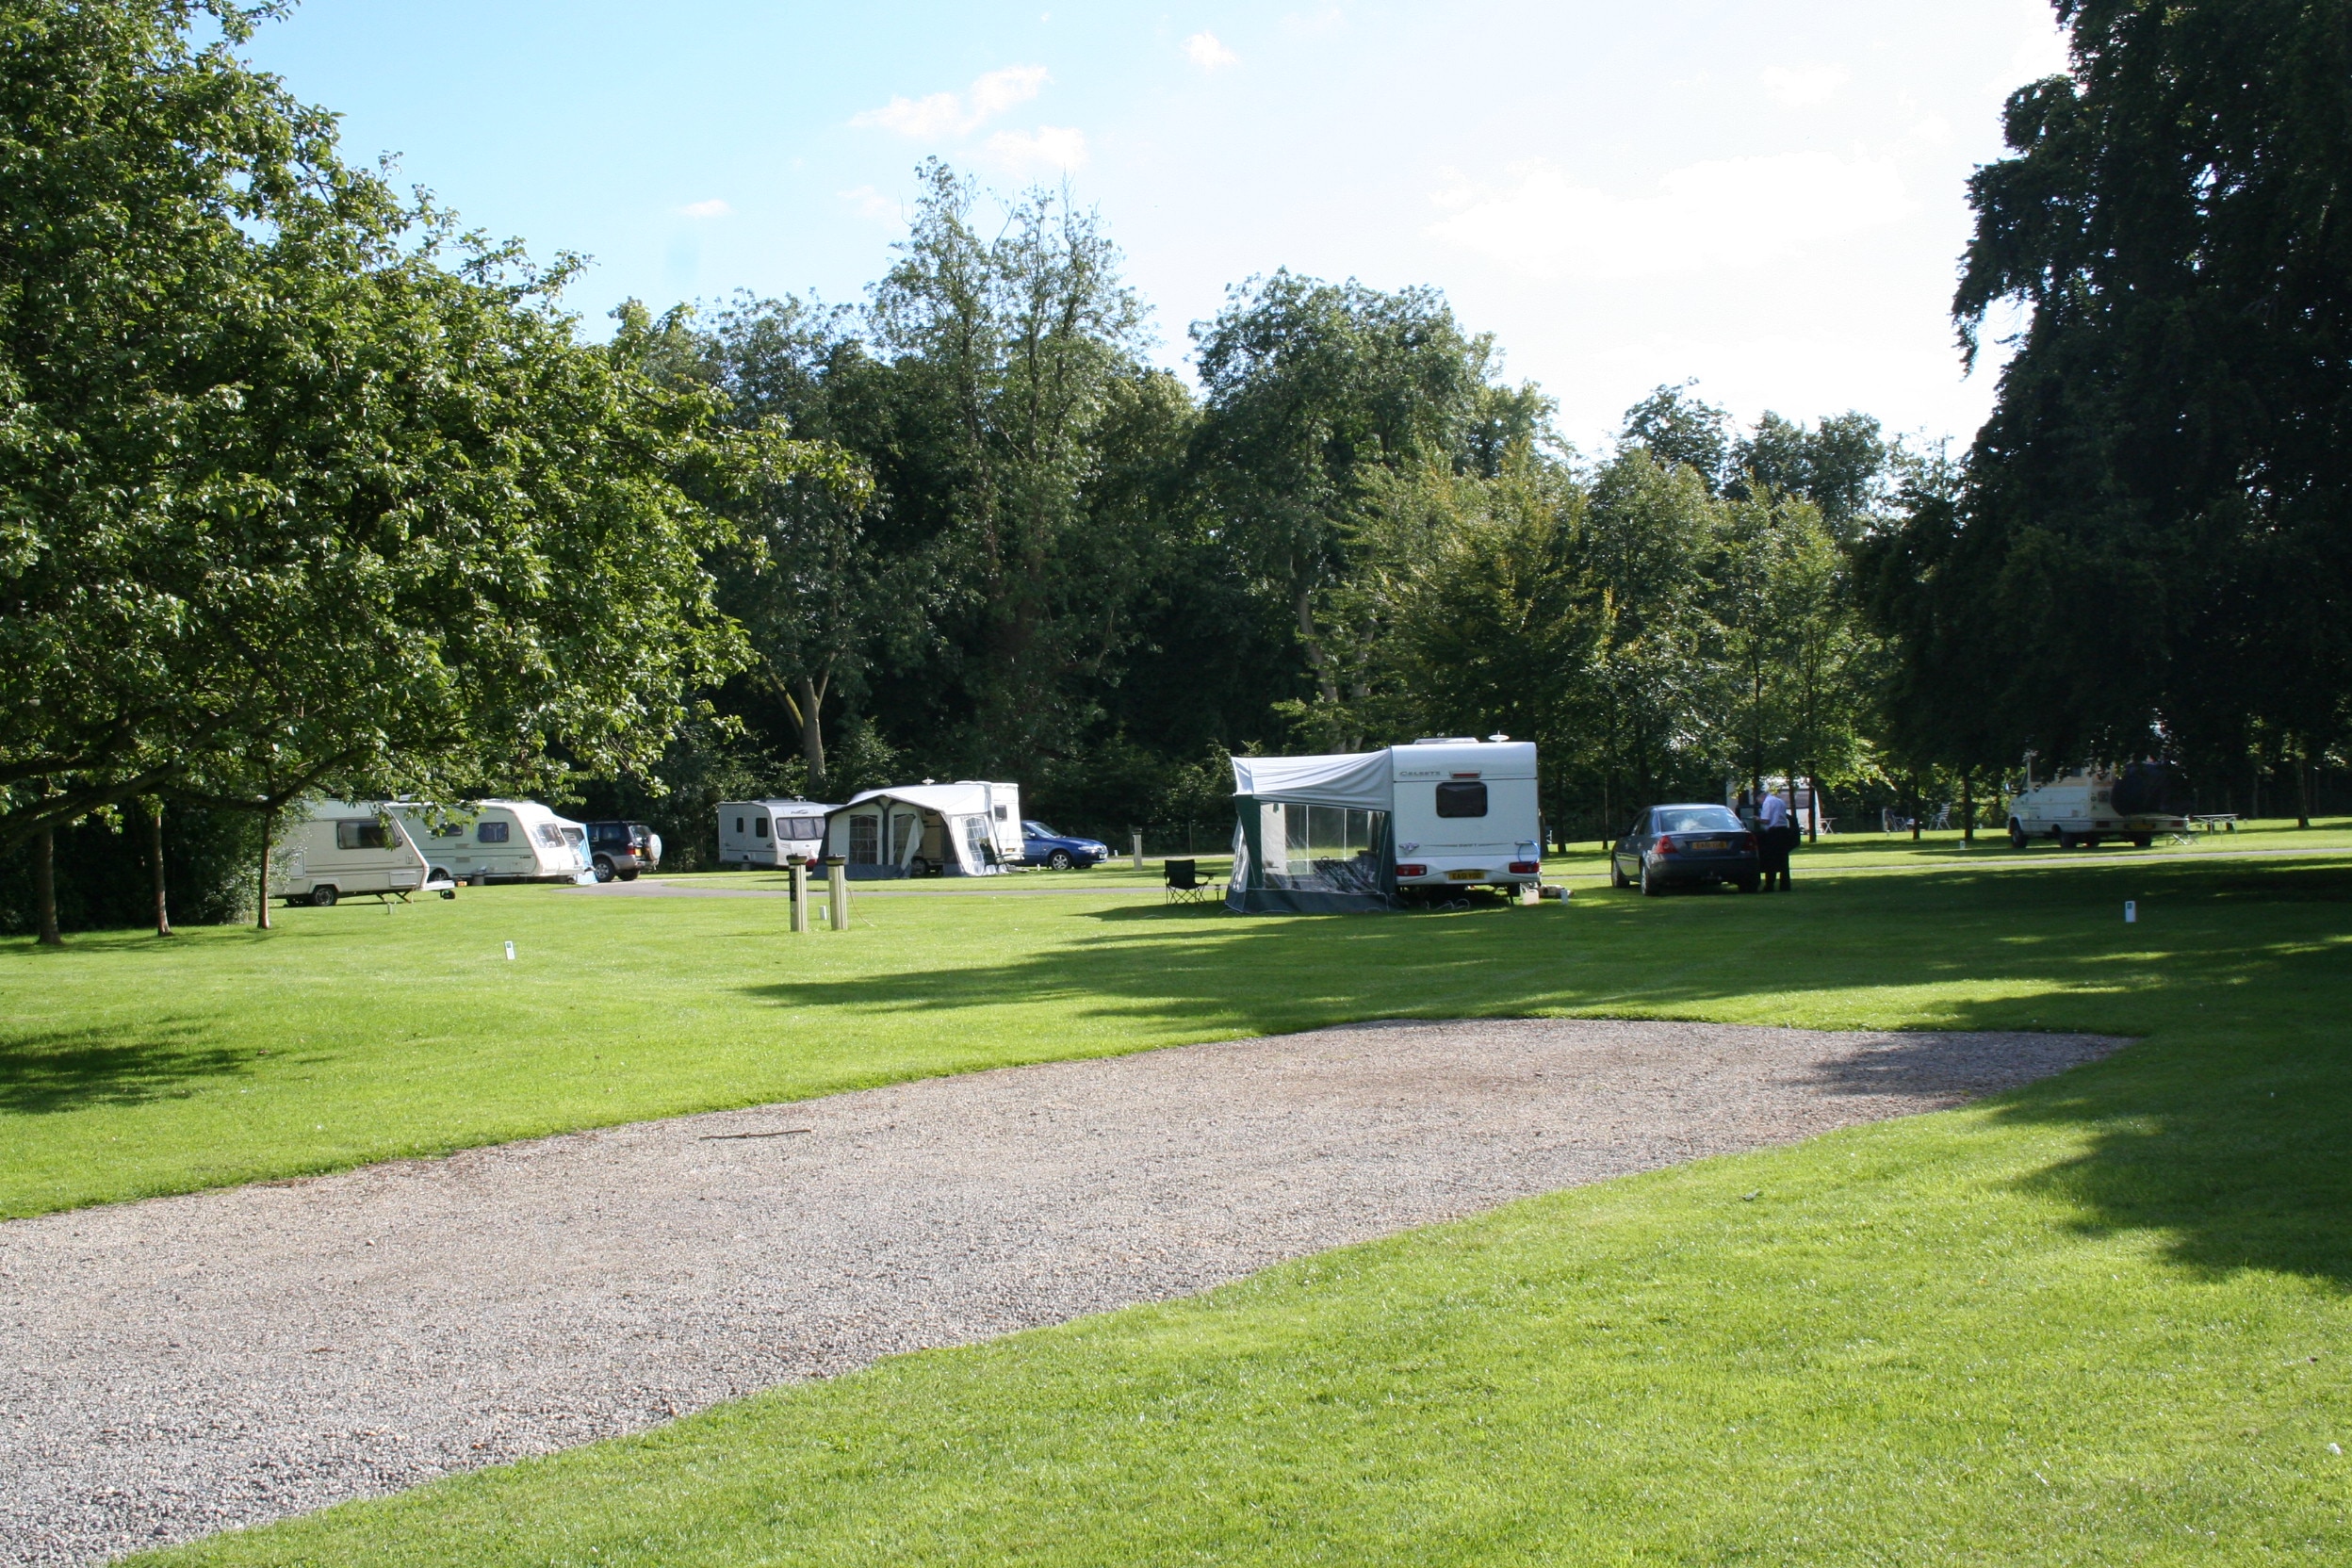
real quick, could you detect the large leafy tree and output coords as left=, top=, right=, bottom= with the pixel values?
left=0, top=1, right=790, bottom=924
left=1942, top=0, right=2352, bottom=775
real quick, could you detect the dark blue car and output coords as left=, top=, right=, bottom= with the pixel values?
left=1021, top=820, right=1111, bottom=871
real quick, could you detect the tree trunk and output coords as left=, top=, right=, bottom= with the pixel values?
left=1296, top=583, right=1339, bottom=707
left=2296, top=744, right=2312, bottom=829
left=255, top=808, right=274, bottom=931
left=1909, top=774, right=1922, bottom=841
left=33, top=825, right=61, bottom=947
left=795, top=672, right=828, bottom=792
left=1961, top=773, right=1976, bottom=844
left=150, top=803, right=172, bottom=938
left=1805, top=772, right=1820, bottom=844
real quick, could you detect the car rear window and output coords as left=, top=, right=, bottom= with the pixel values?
left=1434, top=781, right=1488, bottom=818
left=1656, top=806, right=1743, bottom=834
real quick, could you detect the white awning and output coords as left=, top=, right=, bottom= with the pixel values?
left=1229, top=750, right=1391, bottom=809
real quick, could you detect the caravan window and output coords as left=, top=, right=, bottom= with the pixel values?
left=848, top=815, right=879, bottom=863
left=754, top=817, right=770, bottom=839
left=535, top=824, right=566, bottom=847
left=788, top=818, right=823, bottom=840
left=1434, top=781, right=1488, bottom=818
left=476, top=821, right=510, bottom=843
left=334, top=819, right=390, bottom=850
left=428, top=821, right=465, bottom=839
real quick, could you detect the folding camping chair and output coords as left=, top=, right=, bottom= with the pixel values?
left=1164, top=858, right=1216, bottom=904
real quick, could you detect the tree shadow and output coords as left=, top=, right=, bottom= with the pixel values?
left=744, top=853, right=2352, bottom=1287
left=0, top=1018, right=252, bottom=1116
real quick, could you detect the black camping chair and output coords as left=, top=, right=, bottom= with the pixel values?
left=1164, top=858, right=1216, bottom=904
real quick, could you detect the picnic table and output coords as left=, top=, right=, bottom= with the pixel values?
left=2189, top=814, right=2239, bottom=834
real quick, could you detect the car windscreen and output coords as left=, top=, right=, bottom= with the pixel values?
left=1023, top=821, right=1058, bottom=838
left=1655, top=806, right=1743, bottom=835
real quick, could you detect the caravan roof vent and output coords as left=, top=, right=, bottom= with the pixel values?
left=1487, top=732, right=1510, bottom=742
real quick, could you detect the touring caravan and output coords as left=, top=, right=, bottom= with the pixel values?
left=1229, top=740, right=1542, bottom=912
left=717, top=799, right=836, bottom=867
left=270, top=801, right=449, bottom=907
left=825, top=782, right=1023, bottom=878
left=388, top=801, right=596, bottom=885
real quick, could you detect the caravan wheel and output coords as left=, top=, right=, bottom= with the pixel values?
left=907, top=857, right=932, bottom=878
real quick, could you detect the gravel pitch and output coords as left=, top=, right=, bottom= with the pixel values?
left=0, top=1019, right=2119, bottom=1564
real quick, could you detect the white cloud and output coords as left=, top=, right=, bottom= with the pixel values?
left=1184, top=31, right=1239, bottom=70
left=983, top=124, right=1088, bottom=175
left=837, top=185, right=899, bottom=223
left=1429, top=153, right=1915, bottom=282
left=1760, top=62, right=1849, bottom=107
left=852, top=65, right=1050, bottom=139
left=678, top=198, right=732, bottom=219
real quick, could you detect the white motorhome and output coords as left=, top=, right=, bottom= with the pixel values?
left=2007, top=763, right=2188, bottom=849
left=1227, top=740, right=1543, bottom=912
left=270, top=801, right=450, bottom=907
left=717, top=799, right=835, bottom=867
left=825, top=782, right=1023, bottom=878
left=388, top=801, right=596, bottom=885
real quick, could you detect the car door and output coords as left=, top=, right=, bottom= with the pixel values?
left=1616, top=811, right=1649, bottom=877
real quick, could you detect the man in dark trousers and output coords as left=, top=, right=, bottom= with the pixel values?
left=1757, top=786, right=1795, bottom=891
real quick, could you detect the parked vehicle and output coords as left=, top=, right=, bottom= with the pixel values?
left=1020, top=820, right=1111, bottom=871
left=826, top=782, right=1023, bottom=878
left=583, top=821, right=662, bottom=882
left=2006, top=762, right=2189, bottom=849
left=1387, top=739, right=1544, bottom=893
left=270, top=801, right=453, bottom=907
left=1611, top=803, right=1761, bottom=895
left=717, top=799, right=835, bottom=867
left=389, top=801, right=596, bottom=885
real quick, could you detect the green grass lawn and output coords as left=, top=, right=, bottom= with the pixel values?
left=8, top=826, right=2350, bottom=1563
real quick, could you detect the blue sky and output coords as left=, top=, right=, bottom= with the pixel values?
left=243, top=1, right=2071, bottom=452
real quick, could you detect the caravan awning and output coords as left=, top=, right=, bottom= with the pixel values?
left=1229, top=751, right=1389, bottom=808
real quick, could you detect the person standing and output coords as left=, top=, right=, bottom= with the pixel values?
left=1757, top=786, right=1794, bottom=891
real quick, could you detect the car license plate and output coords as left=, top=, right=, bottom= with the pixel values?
left=1690, top=839, right=1729, bottom=851
left=1447, top=869, right=1483, bottom=881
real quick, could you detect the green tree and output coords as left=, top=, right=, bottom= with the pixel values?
left=0, top=0, right=813, bottom=928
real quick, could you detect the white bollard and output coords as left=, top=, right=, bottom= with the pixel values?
left=1132, top=832, right=1144, bottom=871
left=2124, top=900, right=2136, bottom=923
left=504, top=940, right=515, bottom=960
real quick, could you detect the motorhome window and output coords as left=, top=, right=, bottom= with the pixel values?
left=734, top=817, right=744, bottom=834
left=1656, top=806, right=1741, bottom=834
left=1263, top=803, right=1385, bottom=894
left=754, top=817, right=770, bottom=838
left=1434, top=782, right=1489, bottom=818
left=476, top=821, right=510, bottom=843
left=334, top=820, right=390, bottom=850
left=848, top=815, right=880, bottom=863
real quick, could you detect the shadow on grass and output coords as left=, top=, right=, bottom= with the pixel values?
left=0, top=1020, right=251, bottom=1115
left=744, top=854, right=2352, bottom=1287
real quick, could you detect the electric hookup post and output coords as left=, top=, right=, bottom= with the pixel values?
left=825, top=856, right=849, bottom=931
left=790, top=860, right=809, bottom=933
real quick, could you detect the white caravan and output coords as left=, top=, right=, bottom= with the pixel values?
left=270, top=801, right=450, bottom=907
left=389, top=801, right=596, bottom=885
left=825, top=782, right=1022, bottom=878
left=2007, top=763, right=2188, bottom=849
left=1227, top=739, right=1543, bottom=912
left=717, top=799, right=836, bottom=867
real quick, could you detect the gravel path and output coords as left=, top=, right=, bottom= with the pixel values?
left=0, top=1019, right=2118, bottom=1565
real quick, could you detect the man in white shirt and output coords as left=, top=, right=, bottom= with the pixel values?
left=1757, top=788, right=1794, bottom=890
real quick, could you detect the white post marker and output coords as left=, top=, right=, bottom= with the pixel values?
left=2124, top=900, right=2137, bottom=923
left=504, top=940, right=516, bottom=960
left=1131, top=832, right=1144, bottom=871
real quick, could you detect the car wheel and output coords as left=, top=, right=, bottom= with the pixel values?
left=2009, top=821, right=2029, bottom=850
left=1739, top=874, right=1760, bottom=894
left=1611, top=855, right=1631, bottom=890
left=1047, top=849, right=1076, bottom=871
left=593, top=856, right=615, bottom=883
left=1641, top=860, right=1663, bottom=897
left=2132, top=833, right=2153, bottom=849
left=2056, top=828, right=2079, bottom=851
left=309, top=886, right=337, bottom=907
left=617, top=866, right=641, bottom=881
